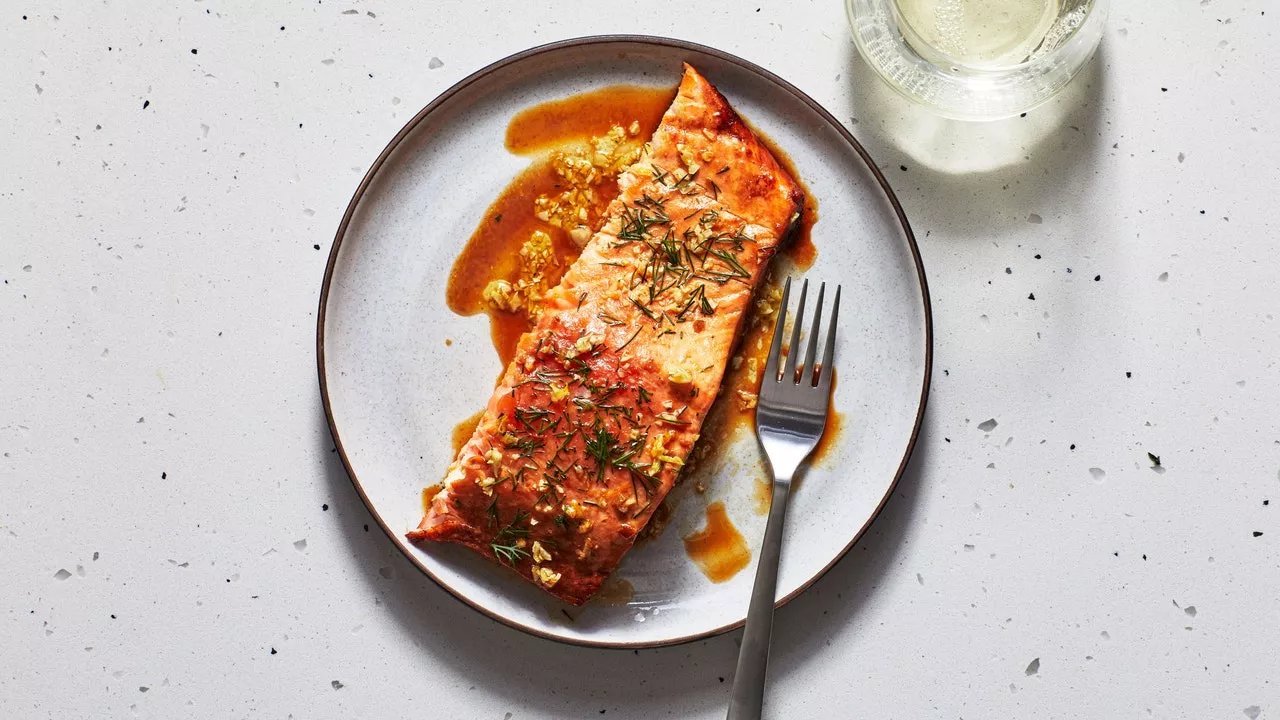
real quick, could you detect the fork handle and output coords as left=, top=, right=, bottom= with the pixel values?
left=727, top=480, right=792, bottom=720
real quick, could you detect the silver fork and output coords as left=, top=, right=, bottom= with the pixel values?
left=727, top=277, right=840, bottom=720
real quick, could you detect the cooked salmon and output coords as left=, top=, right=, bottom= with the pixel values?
left=408, top=64, right=803, bottom=605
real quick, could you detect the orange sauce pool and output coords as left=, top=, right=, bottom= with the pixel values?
left=755, top=128, right=820, bottom=271
left=683, top=501, right=751, bottom=583
left=505, top=85, right=673, bottom=155
left=445, top=85, right=674, bottom=369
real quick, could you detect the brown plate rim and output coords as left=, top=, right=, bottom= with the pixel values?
left=316, top=34, right=934, bottom=649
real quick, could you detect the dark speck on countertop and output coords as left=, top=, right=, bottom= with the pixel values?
left=322, top=503, right=329, bottom=511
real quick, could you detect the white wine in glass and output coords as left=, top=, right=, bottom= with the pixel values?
left=893, top=0, right=1063, bottom=67
left=847, top=0, right=1106, bottom=119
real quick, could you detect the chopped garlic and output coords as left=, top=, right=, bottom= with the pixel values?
left=519, top=230, right=555, bottom=274
left=481, top=279, right=519, bottom=312
left=534, top=125, right=642, bottom=233
left=443, top=462, right=465, bottom=485
left=529, top=563, right=560, bottom=586
left=667, top=364, right=693, bottom=385
left=531, top=540, right=553, bottom=563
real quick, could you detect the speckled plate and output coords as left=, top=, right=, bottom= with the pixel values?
left=317, top=36, right=931, bottom=648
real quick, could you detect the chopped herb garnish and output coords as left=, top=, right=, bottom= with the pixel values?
left=618, top=327, right=643, bottom=352
left=584, top=425, right=620, bottom=483
left=630, top=297, right=657, bottom=319
left=492, top=543, right=529, bottom=565
left=490, top=510, right=531, bottom=564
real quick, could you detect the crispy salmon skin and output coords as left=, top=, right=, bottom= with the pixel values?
left=409, top=65, right=803, bottom=605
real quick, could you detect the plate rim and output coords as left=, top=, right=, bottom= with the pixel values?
left=316, top=34, right=934, bottom=649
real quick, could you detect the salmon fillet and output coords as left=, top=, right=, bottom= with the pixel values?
left=409, top=64, right=803, bottom=605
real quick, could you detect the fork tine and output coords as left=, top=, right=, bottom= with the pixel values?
left=783, top=279, right=808, bottom=384
left=763, top=277, right=790, bottom=385
left=818, top=284, right=841, bottom=391
left=802, top=282, right=825, bottom=386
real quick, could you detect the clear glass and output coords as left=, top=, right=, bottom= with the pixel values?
left=846, top=0, right=1109, bottom=120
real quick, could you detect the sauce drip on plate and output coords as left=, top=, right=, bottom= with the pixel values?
left=683, top=501, right=751, bottom=583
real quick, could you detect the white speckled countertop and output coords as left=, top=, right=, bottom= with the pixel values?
left=3, top=1, right=1277, bottom=718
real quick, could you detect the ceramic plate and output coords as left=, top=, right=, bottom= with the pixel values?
left=318, top=36, right=931, bottom=647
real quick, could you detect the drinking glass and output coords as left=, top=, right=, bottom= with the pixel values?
left=846, top=0, right=1109, bottom=120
